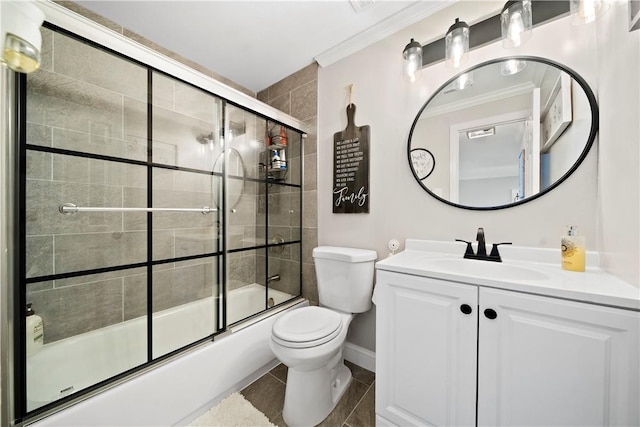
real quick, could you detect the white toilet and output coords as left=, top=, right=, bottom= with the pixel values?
left=270, top=246, right=377, bottom=427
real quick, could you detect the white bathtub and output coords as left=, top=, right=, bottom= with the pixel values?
left=28, top=284, right=303, bottom=426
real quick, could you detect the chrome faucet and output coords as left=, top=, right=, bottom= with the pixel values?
left=456, top=228, right=511, bottom=262
left=267, top=274, right=281, bottom=283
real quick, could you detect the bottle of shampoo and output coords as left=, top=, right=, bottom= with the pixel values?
left=279, top=126, right=288, bottom=146
left=561, top=226, right=585, bottom=272
left=26, top=303, right=44, bottom=356
left=279, top=149, right=287, bottom=170
left=271, top=150, right=281, bottom=169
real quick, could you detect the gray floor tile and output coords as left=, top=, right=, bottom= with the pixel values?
left=272, top=412, right=287, bottom=427
left=345, top=382, right=375, bottom=427
left=270, top=363, right=288, bottom=384
left=317, top=378, right=368, bottom=427
left=345, top=360, right=375, bottom=386
left=246, top=362, right=375, bottom=427
left=240, top=373, right=286, bottom=422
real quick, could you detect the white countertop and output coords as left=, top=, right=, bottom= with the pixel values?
left=375, top=240, right=640, bottom=311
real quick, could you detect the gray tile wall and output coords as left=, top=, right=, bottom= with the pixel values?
left=26, top=5, right=311, bottom=343
left=258, top=63, right=319, bottom=305
left=25, top=29, right=221, bottom=343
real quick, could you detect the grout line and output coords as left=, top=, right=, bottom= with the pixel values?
left=271, top=409, right=283, bottom=425
left=267, top=371, right=286, bottom=386
left=342, top=381, right=374, bottom=427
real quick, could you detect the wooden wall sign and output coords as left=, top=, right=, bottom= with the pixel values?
left=333, top=104, right=370, bottom=213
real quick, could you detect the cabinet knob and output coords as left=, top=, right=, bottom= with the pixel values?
left=460, top=304, right=473, bottom=315
left=484, top=308, right=497, bottom=319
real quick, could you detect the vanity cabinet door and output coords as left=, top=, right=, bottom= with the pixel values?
left=477, top=287, right=640, bottom=427
left=375, top=271, right=478, bottom=427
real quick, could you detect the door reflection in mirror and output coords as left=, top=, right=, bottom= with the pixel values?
left=457, top=119, right=526, bottom=206
left=408, top=57, right=598, bottom=210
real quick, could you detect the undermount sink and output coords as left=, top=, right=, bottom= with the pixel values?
left=422, top=258, right=550, bottom=281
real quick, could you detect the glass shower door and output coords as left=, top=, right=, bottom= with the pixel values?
left=150, top=72, right=223, bottom=358
left=225, top=105, right=303, bottom=325
left=18, top=22, right=303, bottom=420
left=23, top=27, right=150, bottom=412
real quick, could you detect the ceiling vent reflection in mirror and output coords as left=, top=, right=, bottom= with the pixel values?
left=407, top=56, right=599, bottom=211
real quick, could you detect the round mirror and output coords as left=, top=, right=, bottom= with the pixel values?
left=408, top=56, right=598, bottom=210
left=213, top=147, right=245, bottom=210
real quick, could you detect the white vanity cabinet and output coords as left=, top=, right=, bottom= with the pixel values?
left=375, top=270, right=640, bottom=427
left=375, top=270, right=478, bottom=426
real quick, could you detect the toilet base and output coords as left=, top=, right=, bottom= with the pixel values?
left=282, top=354, right=353, bottom=427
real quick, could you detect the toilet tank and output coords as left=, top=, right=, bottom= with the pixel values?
left=313, top=246, right=377, bottom=313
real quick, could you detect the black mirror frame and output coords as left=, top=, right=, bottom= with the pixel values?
left=407, top=55, right=599, bottom=210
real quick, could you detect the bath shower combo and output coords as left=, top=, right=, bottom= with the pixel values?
left=0, top=2, right=307, bottom=425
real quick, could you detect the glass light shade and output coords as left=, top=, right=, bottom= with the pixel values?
left=2, top=33, right=40, bottom=73
left=501, top=59, right=527, bottom=75
left=501, top=1, right=532, bottom=48
left=403, top=38, right=422, bottom=82
left=0, top=1, right=44, bottom=73
left=445, top=18, right=469, bottom=68
left=570, top=0, right=610, bottom=24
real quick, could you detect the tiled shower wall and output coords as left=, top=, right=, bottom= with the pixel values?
left=26, top=28, right=223, bottom=343
left=52, top=0, right=314, bottom=308
left=258, top=65, right=319, bottom=304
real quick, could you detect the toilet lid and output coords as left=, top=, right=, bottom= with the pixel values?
left=272, top=306, right=342, bottom=349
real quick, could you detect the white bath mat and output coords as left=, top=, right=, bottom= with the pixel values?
left=187, top=392, right=276, bottom=427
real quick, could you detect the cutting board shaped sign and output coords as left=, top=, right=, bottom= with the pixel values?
left=333, top=104, right=370, bottom=214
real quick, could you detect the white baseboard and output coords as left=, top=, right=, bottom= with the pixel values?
left=343, top=341, right=376, bottom=373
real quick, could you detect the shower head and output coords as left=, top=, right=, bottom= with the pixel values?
left=197, top=132, right=215, bottom=144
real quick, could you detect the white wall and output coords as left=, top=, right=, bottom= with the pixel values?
left=318, top=1, right=637, bottom=352
left=596, top=1, right=640, bottom=287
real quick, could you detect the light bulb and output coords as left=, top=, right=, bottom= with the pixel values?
left=450, top=37, right=465, bottom=68
left=508, top=11, right=524, bottom=46
left=403, top=38, right=422, bottom=82
left=571, top=0, right=610, bottom=24
left=445, top=18, right=469, bottom=69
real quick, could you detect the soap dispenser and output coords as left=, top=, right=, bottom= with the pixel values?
left=26, top=303, right=44, bottom=356
left=561, top=226, right=585, bottom=272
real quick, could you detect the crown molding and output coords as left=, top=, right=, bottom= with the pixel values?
left=314, top=0, right=455, bottom=67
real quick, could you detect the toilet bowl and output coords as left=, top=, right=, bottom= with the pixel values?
left=271, top=306, right=354, bottom=426
left=269, top=246, right=377, bottom=427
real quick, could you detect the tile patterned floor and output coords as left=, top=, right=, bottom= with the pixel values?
left=241, top=360, right=375, bottom=427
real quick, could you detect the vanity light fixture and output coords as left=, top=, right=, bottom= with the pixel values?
left=570, top=0, right=610, bottom=24
left=0, top=0, right=45, bottom=73
left=501, top=0, right=532, bottom=48
left=467, top=127, right=495, bottom=139
left=501, top=58, right=527, bottom=75
left=445, top=18, right=469, bottom=68
left=402, top=38, right=422, bottom=82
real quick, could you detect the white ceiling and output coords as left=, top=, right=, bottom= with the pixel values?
left=75, top=0, right=453, bottom=93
